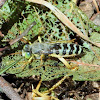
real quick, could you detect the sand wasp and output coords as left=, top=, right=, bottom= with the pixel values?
left=22, top=42, right=83, bottom=69
left=22, top=42, right=83, bottom=58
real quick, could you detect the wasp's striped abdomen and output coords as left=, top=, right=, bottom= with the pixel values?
left=49, top=43, right=83, bottom=55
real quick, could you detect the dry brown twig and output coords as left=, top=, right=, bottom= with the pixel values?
left=0, top=21, right=36, bottom=54
left=9, top=21, right=36, bottom=45
left=0, top=76, right=24, bottom=100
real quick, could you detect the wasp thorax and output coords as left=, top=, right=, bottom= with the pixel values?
left=30, top=42, right=50, bottom=54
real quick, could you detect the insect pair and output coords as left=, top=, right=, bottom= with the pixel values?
left=22, top=39, right=84, bottom=69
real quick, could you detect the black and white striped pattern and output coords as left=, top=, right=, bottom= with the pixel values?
left=49, top=43, right=83, bottom=55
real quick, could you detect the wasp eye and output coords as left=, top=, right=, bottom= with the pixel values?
left=25, top=52, right=31, bottom=59
left=22, top=50, right=31, bottom=59
left=23, top=44, right=29, bottom=52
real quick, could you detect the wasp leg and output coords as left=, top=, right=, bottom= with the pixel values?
left=59, top=54, right=79, bottom=70
left=61, top=54, right=77, bottom=58
left=49, top=54, right=78, bottom=70
left=32, top=80, right=49, bottom=97
left=58, top=57, right=72, bottom=69
left=69, top=1, right=77, bottom=13
left=38, top=35, right=44, bottom=65
left=43, top=75, right=69, bottom=94
left=32, top=80, right=59, bottom=100
left=28, top=56, right=33, bottom=63
left=38, top=35, right=42, bottom=43
left=72, top=0, right=77, bottom=4
left=49, top=54, right=72, bottom=69
left=40, top=54, right=45, bottom=65
left=69, top=3, right=74, bottom=13
left=49, top=54, right=71, bottom=68
left=49, top=39, right=75, bottom=44
left=22, top=36, right=32, bottom=44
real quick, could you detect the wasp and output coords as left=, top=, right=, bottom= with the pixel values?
left=22, top=42, right=83, bottom=69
